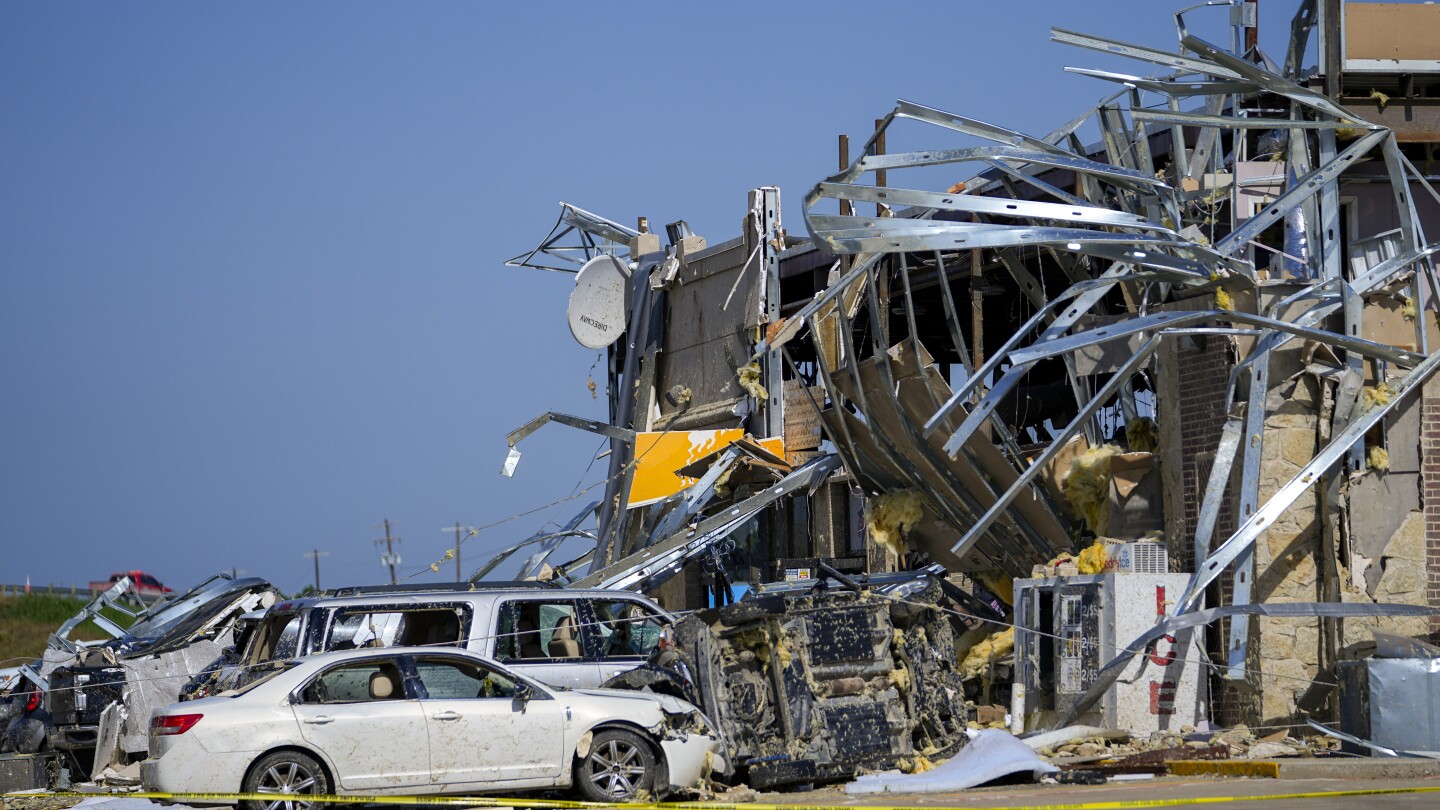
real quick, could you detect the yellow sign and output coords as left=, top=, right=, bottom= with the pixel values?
left=628, top=430, right=784, bottom=507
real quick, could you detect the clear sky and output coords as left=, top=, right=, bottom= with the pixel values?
left=1, top=2, right=1308, bottom=595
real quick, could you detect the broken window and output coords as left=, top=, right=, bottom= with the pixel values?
left=414, top=657, right=521, bottom=700
left=300, top=659, right=405, bottom=704
left=495, top=600, right=581, bottom=661
left=325, top=607, right=466, bottom=651
left=250, top=612, right=303, bottom=663
left=592, top=599, right=666, bottom=659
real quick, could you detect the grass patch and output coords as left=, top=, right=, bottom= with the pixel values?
left=0, top=594, right=138, bottom=667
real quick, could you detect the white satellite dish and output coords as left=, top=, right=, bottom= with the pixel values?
left=567, top=255, right=630, bottom=349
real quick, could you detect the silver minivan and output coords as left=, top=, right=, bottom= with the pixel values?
left=189, top=583, right=674, bottom=697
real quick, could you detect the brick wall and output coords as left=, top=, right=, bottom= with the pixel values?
left=1169, top=331, right=1251, bottom=724
left=1423, top=382, right=1440, bottom=642
left=1175, top=334, right=1237, bottom=569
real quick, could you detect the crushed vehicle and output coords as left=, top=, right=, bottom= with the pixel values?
left=25, top=573, right=277, bottom=777
left=144, top=646, right=723, bottom=804
left=604, top=571, right=972, bottom=789
left=183, top=581, right=675, bottom=699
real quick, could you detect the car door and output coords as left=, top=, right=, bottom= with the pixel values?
left=410, top=655, right=566, bottom=785
left=291, top=656, right=430, bottom=790
left=590, top=597, right=671, bottom=683
left=491, top=598, right=601, bottom=687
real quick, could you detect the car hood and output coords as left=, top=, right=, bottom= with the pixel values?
left=567, top=687, right=697, bottom=715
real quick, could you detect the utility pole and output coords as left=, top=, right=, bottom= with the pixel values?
left=452, top=523, right=462, bottom=582
left=302, top=550, right=328, bottom=592
left=441, top=525, right=477, bottom=583
left=375, top=519, right=401, bottom=585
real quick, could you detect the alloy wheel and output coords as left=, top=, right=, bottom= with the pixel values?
left=254, top=759, right=320, bottom=810
left=586, top=737, right=648, bottom=799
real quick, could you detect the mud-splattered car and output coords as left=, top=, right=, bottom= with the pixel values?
left=604, top=571, right=971, bottom=789
left=143, top=647, right=722, bottom=804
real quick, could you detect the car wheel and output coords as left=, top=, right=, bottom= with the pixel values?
left=242, top=750, right=330, bottom=810
left=576, top=729, right=657, bottom=802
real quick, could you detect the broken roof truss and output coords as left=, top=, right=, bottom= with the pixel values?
left=787, top=0, right=1440, bottom=688
left=504, top=202, right=640, bottom=274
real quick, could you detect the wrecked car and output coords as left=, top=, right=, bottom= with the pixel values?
left=183, top=582, right=675, bottom=699
left=29, top=574, right=277, bottom=776
left=143, top=646, right=723, bottom=804
left=605, top=571, right=970, bottom=789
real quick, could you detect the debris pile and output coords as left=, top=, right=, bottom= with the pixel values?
left=1033, top=725, right=1341, bottom=764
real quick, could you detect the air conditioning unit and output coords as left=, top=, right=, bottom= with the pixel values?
left=1103, top=541, right=1168, bottom=574
left=1014, top=573, right=1206, bottom=734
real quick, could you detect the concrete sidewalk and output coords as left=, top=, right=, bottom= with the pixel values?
left=760, top=763, right=1440, bottom=810
left=764, top=778, right=1440, bottom=809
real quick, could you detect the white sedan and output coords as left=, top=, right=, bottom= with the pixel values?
left=141, top=647, right=723, bottom=807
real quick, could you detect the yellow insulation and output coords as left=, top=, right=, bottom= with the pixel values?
left=774, top=636, right=794, bottom=669
left=736, top=362, right=768, bottom=401
left=1214, top=287, right=1233, bottom=310
left=898, top=756, right=938, bottom=774
left=960, top=627, right=1014, bottom=680
left=1077, top=540, right=1109, bottom=575
left=978, top=571, right=1014, bottom=606
left=866, top=489, right=925, bottom=557
left=713, top=465, right=736, bottom=498
left=1370, top=88, right=1391, bottom=112
left=1368, top=446, right=1390, bottom=472
left=1126, top=416, right=1158, bottom=452
left=1403, top=296, right=1417, bottom=320
left=1063, top=444, right=1121, bottom=535
left=1362, top=383, right=1396, bottom=410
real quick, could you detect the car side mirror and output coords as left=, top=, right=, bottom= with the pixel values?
left=514, top=684, right=532, bottom=704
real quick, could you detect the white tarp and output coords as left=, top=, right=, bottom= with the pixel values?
left=847, top=729, right=1059, bottom=795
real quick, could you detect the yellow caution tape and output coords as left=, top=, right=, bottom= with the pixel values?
left=6, top=785, right=1440, bottom=810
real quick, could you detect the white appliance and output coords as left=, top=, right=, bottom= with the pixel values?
left=1014, top=573, right=1206, bottom=734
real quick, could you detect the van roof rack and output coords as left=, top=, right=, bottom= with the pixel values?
left=324, top=581, right=556, bottom=598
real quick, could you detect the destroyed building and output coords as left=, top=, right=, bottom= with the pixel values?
left=497, top=0, right=1440, bottom=738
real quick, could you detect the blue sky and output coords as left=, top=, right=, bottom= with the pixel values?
left=1, top=2, right=1306, bottom=595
